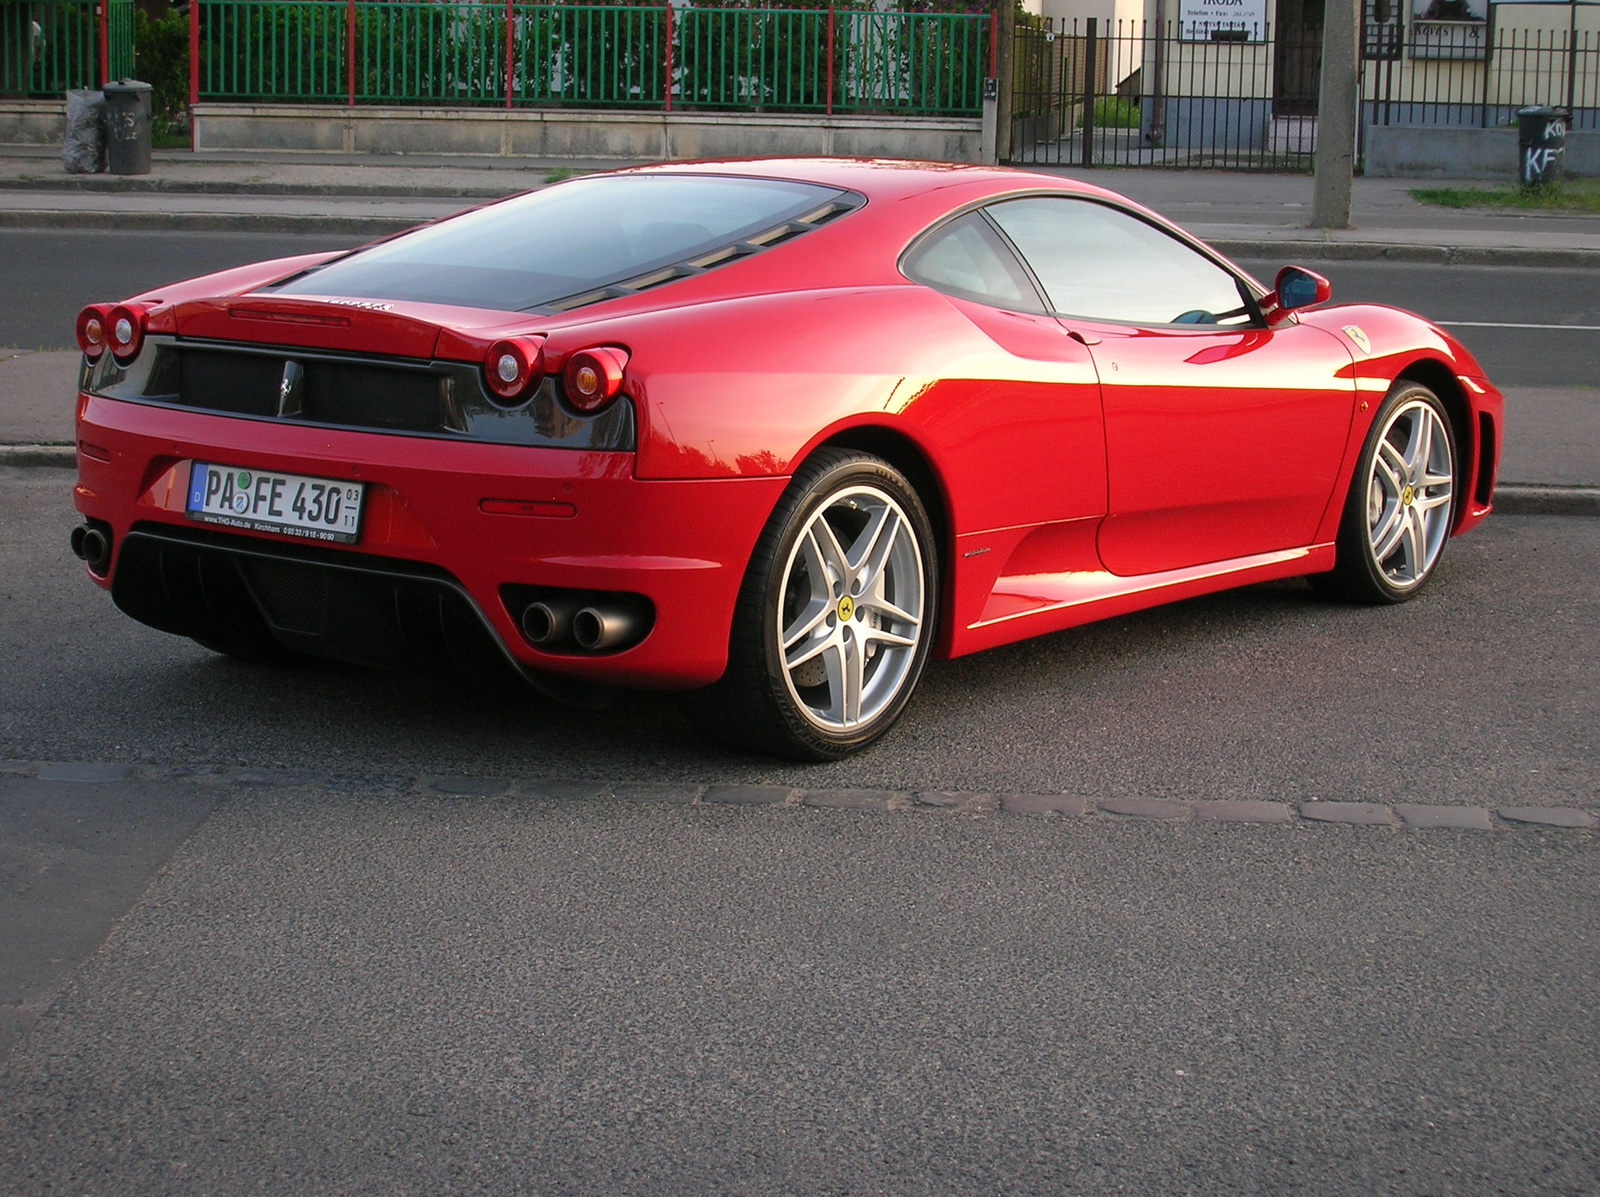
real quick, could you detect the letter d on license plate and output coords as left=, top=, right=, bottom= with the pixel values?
left=186, top=462, right=364, bottom=544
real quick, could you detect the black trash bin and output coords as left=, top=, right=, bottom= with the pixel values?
left=1517, top=105, right=1567, bottom=188
left=102, top=79, right=153, bottom=176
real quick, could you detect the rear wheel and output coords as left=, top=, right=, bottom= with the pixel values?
left=1314, top=381, right=1456, bottom=603
left=693, top=449, right=938, bottom=760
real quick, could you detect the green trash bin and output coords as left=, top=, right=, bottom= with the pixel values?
left=102, top=79, right=153, bottom=176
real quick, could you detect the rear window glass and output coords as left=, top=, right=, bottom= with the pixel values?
left=270, top=174, right=851, bottom=313
left=901, top=212, right=1043, bottom=312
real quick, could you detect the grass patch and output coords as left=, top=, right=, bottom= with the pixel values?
left=1411, top=180, right=1600, bottom=213
left=1078, top=96, right=1140, bottom=129
left=542, top=168, right=586, bottom=184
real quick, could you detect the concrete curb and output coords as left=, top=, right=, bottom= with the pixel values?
left=3, top=206, right=1599, bottom=267
left=1207, top=238, right=1600, bottom=269
left=3, top=759, right=1594, bottom=833
left=0, top=443, right=74, bottom=468
left=0, top=177, right=528, bottom=200
left=0, top=209, right=428, bottom=236
left=5, top=444, right=1597, bottom=514
left=1493, top=484, right=1600, bottom=516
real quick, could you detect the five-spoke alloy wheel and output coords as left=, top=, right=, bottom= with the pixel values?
left=697, top=449, right=938, bottom=760
left=1317, top=382, right=1457, bottom=603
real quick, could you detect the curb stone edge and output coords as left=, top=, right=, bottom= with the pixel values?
left=2, top=760, right=1593, bottom=833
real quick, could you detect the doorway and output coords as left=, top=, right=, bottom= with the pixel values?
left=1273, top=0, right=1324, bottom=115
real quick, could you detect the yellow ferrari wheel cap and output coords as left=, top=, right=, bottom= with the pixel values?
left=1401, top=484, right=1415, bottom=506
left=837, top=595, right=855, bottom=621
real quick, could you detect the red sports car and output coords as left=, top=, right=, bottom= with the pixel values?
left=69, top=159, right=1503, bottom=759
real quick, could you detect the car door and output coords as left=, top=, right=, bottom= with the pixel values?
left=899, top=208, right=1107, bottom=533
left=986, top=196, right=1357, bottom=578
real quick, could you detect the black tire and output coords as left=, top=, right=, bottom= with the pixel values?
left=1312, top=380, right=1458, bottom=604
left=690, top=449, right=939, bottom=760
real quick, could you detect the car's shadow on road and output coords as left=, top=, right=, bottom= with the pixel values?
left=137, top=567, right=1436, bottom=786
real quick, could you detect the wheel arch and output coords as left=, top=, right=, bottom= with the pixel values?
left=807, top=424, right=955, bottom=644
left=1392, top=356, right=1474, bottom=531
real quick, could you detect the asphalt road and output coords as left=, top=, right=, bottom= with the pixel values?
left=0, top=229, right=360, bottom=352
left=2, top=771, right=1595, bottom=1196
left=2, top=230, right=1599, bottom=387
left=1233, top=258, right=1600, bottom=387
left=4, top=468, right=1595, bottom=804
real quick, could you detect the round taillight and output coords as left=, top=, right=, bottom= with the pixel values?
left=108, top=304, right=146, bottom=363
left=483, top=336, right=545, bottom=405
left=563, top=347, right=629, bottom=414
left=75, top=304, right=113, bottom=359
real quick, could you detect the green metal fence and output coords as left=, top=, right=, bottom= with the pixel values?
left=516, top=4, right=667, bottom=107
left=189, top=1, right=988, bottom=115
left=1, top=0, right=89, bottom=95
left=835, top=9, right=986, bottom=114
left=201, top=0, right=344, bottom=102
left=107, top=0, right=133, bottom=80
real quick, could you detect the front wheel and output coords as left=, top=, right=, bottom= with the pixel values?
left=1314, top=382, right=1457, bottom=604
left=692, top=449, right=939, bottom=760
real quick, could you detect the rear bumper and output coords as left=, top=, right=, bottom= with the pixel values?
left=73, top=393, right=787, bottom=688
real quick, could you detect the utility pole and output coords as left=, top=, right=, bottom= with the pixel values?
left=996, top=0, right=1016, bottom=164
left=1311, top=0, right=1358, bottom=228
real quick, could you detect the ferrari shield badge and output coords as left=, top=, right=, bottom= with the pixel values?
left=1342, top=325, right=1372, bottom=355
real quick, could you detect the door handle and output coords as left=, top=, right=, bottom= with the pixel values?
left=1067, top=329, right=1101, bottom=346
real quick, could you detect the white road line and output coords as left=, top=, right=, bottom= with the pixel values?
left=1439, top=320, right=1600, bottom=331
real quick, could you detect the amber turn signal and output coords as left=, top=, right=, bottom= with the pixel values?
left=564, top=346, right=629, bottom=414
left=75, top=304, right=115, bottom=360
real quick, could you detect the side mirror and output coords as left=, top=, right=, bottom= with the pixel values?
left=1269, top=265, right=1332, bottom=323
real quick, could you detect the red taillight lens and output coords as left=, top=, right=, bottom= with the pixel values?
left=483, top=336, right=545, bottom=404
left=564, top=347, right=629, bottom=414
left=107, top=303, right=147, bottom=363
left=75, top=304, right=114, bottom=360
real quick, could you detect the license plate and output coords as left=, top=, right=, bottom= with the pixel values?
left=186, top=462, right=364, bottom=544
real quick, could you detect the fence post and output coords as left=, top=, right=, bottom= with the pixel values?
left=97, top=1, right=108, bottom=86
left=346, top=0, right=356, bottom=107
left=826, top=6, right=835, bottom=116
left=663, top=3, right=673, bottom=112
left=1566, top=0, right=1578, bottom=115
left=188, top=0, right=200, bottom=149
left=995, top=1, right=1014, bottom=161
left=504, top=0, right=514, bottom=109
left=1479, top=1, right=1496, bottom=128
left=1082, top=17, right=1097, bottom=167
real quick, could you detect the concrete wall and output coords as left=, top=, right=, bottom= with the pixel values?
left=189, top=105, right=985, bottom=163
left=0, top=101, right=67, bottom=145
left=1364, top=125, right=1600, bottom=178
left=1147, top=96, right=1272, bottom=154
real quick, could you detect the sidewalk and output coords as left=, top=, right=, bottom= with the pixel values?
left=2, top=146, right=1600, bottom=264
left=1, top=146, right=1595, bottom=511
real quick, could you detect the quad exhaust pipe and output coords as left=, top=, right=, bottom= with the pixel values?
left=518, top=592, right=651, bottom=654
left=520, top=596, right=579, bottom=646
left=70, top=523, right=111, bottom=573
left=572, top=599, right=648, bottom=652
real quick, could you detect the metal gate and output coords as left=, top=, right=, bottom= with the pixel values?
left=1010, top=18, right=1323, bottom=170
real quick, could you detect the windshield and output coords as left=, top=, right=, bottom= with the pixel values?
left=270, top=174, right=851, bottom=313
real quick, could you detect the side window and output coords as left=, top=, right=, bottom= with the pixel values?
left=901, top=212, right=1044, bottom=313
left=985, top=197, right=1254, bottom=327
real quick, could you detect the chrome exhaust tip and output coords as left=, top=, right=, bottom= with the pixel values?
left=521, top=598, right=577, bottom=646
left=572, top=600, right=648, bottom=652
left=75, top=525, right=110, bottom=572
